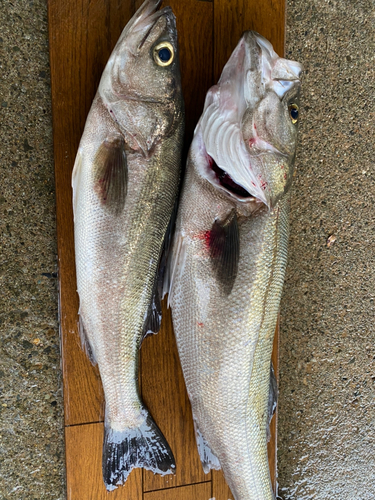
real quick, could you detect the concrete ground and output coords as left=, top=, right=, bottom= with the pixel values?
left=278, top=1, right=375, bottom=499
left=0, top=0, right=374, bottom=499
left=0, top=1, right=64, bottom=499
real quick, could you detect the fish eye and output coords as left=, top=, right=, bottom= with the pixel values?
left=289, top=103, right=299, bottom=124
left=153, top=42, right=174, bottom=67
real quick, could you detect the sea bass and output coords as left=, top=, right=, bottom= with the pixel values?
left=168, top=32, right=302, bottom=500
left=72, top=0, right=184, bottom=490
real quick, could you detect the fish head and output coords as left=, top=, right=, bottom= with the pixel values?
left=99, top=0, right=183, bottom=153
left=198, top=31, right=302, bottom=208
left=240, top=32, right=302, bottom=207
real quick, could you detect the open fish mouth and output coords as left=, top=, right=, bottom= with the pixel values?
left=207, top=154, right=256, bottom=201
left=197, top=30, right=302, bottom=208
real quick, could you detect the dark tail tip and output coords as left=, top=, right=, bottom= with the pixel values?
left=102, top=413, right=175, bottom=491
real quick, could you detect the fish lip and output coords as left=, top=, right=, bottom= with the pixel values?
left=132, top=4, right=175, bottom=37
left=119, top=2, right=175, bottom=55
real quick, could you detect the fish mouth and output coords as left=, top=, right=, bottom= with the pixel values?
left=208, top=155, right=255, bottom=201
left=196, top=31, right=302, bottom=208
left=129, top=0, right=174, bottom=36
left=118, top=0, right=175, bottom=52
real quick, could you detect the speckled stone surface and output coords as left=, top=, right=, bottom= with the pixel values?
left=0, top=1, right=65, bottom=499
left=278, top=0, right=375, bottom=498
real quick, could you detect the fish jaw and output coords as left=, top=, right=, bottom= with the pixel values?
left=199, top=31, right=302, bottom=208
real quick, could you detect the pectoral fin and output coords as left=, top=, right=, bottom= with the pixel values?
left=208, top=211, right=240, bottom=294
left=94, top=135, right=128, bottom=215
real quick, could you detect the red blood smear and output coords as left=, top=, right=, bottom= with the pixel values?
left=258, top=177, right=268, bottom=190
left=197, top=229, right=219, bottom=255
left=203, top=230, right=212, bottom=249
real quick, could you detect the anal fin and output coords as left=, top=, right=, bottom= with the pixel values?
left=267, top=361, right=278, bottom=442
left=78, top=315, right=97, bottom=365
left=141, top=279, right=162, bottom=343
left=193, top=419, right=221, bottom=474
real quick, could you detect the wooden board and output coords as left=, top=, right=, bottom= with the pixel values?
left=144, top=482, right=212, bottom=500
left=48, top=0, right=285, bottom=498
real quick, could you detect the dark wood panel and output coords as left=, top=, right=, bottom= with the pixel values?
left=144, top=482, right=212, bottom=500
left=65, top=423, right=143, bottom=500
left=212, top=470, right=234, bottom=500
left=142, top=303, right=210, bottom=491
left=48, top=0, right=136, bottom=426
left=165, top=0, right=214, bottom=142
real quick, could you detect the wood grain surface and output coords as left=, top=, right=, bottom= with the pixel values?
left=144, top=482, right=212, bottom=500
left=48, top=0, right=285, bottom=498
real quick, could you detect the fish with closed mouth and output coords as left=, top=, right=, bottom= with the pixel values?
left=167, top=32, right=302, bottom=500
left=72, top=0, right=184, bottom=490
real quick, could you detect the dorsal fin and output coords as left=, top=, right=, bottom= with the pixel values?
left=208, top=211, right=240, bottom=295
left=94, top=135, right=128, bottom=215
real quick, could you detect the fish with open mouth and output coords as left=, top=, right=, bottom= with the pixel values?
left=72, top=0, right=184, bottom=490
left=167, top=32, right=302, bottom=500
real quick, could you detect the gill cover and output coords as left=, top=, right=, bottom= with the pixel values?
left=198, top=31, right=303, bottom=207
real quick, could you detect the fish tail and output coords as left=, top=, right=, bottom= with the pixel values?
left=102, top=412, right=176, bottom=491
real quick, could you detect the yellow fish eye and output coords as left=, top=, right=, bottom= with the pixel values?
left=153, top=42, right=174, bottom=67
left=289, top=103, right=299, bottom=124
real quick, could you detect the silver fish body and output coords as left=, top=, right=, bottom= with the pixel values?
left=168, top=32, right=302, bottom=500
left=72, top=0, right=184, bottom=490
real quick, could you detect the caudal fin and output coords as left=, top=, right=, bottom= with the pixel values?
left=102, top=412, right=176, bottom=491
